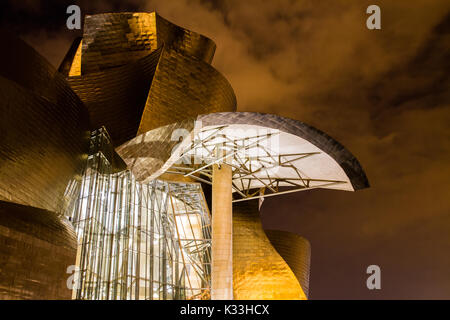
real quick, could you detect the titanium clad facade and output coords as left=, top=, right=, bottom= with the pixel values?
left=62, top=12, right=236, bottom=145
left=78, top=12, right=215, bottom=74
left=0, top=31, right=86, bottom=110
left=137, top=48, right=236, bottom=133
left=0, top=32, right=89, bottom=213
left=232, top=201, right=307, bottom=300
left=265, top=230, right=311, bottom=297
left=0, top=201, right=76, bottom=300
left=80, top=13, right=159, bottom=74
left=155, top=13, right=216, bottom=63
left=0, top=31, right=88, bottom=300
left=68, top=48, right=162, bottom=146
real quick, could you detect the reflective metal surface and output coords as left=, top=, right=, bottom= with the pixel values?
left=232, top=200, right=306, bottom=300
left=0, top=32, right=90, bottom=213
left=0, top=11, right=370, bottom=300
left=117, top=118, right=196, bottom=182
left=265, top=229, right=311, bottom=297
left=58, top=37, right=82, bottom=77
left=79, top=12, right=215, bottom=74
left=137, top=48, right=236, bottom=133
left=62, top=12, right=236, bottom=145
left=0, top=200, right=77, bottom=299
left=67, top=48, right=162, bottom=145
left=0, top=31, right=87, bottom=110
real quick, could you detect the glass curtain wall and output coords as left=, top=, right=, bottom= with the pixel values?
left=65, top=128, right=211, bottom=300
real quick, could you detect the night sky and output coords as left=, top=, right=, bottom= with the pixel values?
left=1, top=0, right=449, bottom=299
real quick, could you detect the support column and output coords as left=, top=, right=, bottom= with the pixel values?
left=72, top=241, right=83, bottom=300
left=211, top=162, right=233, bottom=300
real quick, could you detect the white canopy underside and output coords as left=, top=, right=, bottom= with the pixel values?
left=171, top=123, right=354, bottom=192
left=116, top=112, right=369, bottom=199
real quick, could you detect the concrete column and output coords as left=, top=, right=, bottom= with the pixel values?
left=211, top=162, right=233, bottom=300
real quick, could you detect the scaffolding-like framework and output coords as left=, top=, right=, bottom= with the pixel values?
left=65, top=128, right=212, bottom=300
left=166, top=125, right=349, bottom=202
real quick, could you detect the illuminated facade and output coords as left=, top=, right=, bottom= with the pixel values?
left=66, top=128, right=212, bottom=300
left=0, top=12, right=368, bottom=300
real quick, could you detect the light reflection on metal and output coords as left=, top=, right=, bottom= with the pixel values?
left=232, top=200, right=307, bottom=300
left=77, top=12, right=216, bottom=74
left=65, top=128, right=212, bottom=300
left=265, top=230, right=311, bottom=297
left=61, top=12, right=236, bottom=145
left=0, top=31, right=90, bottom=214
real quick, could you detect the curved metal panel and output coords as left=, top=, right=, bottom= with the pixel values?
left=137, top=48, right=236, bottom=133
left=232, top=200, right=307, bottom=300
left=0, top=31, right=88, bottom=117
left=117, top=112, right=369, bottom=193
left=68, top=47, right=162, bottom=146
left=64, top=12, right=234, bottom=146
left=0, top=32, right=87, bottom=299
left=156, top=13, right=216, bottom=63
left=265, top=229, right=311, bottom=297
left=0, top=32, right=90, bottom=213
left=117, top=118, right=196, bottom=182
left=0, top=200, right=76, bottom=299
left=58, top=37, right=82, bottom=77
left=80, top=12, right=216, bottom=74
left=81, top=13, right=159, bottom=74
left=0, top=77, right=89, bottom=213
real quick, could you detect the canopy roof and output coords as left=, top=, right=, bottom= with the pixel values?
left=117, top=112, right=369, bottom=202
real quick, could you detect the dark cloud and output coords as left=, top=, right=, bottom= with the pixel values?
left=1, top=0, right=449, bottom=299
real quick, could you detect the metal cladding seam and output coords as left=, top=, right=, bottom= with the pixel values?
left=137, top=47, right=237, bottom=133
left=264, top=229, right=311, bottom=297
left=232, top=200, right=307, bottom=300
left=0, top=32, right=86, bottom=299
left=80, top=12, right=216, bottom=74
left=63, top=12, right=235, bottom=146
left=0, top=31, right=90, bottom=214
left=58, top=37, right=82, bottom=76
left=67, top=47, right=163, bottom=146
left=116, top=112, right=369, bottom=191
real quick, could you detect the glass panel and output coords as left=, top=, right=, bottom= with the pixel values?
left=65, top=127, right=211, bottom=300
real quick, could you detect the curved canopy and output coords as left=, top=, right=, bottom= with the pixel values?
left=117, top=112, right=369, bottom=202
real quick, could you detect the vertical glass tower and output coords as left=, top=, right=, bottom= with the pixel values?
left=65, top=128, right=212, bottom=300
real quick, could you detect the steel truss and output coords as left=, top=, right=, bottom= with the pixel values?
left=166, top=126, right=348, bottom=202
left=65, top=128, right=212, bottom=300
